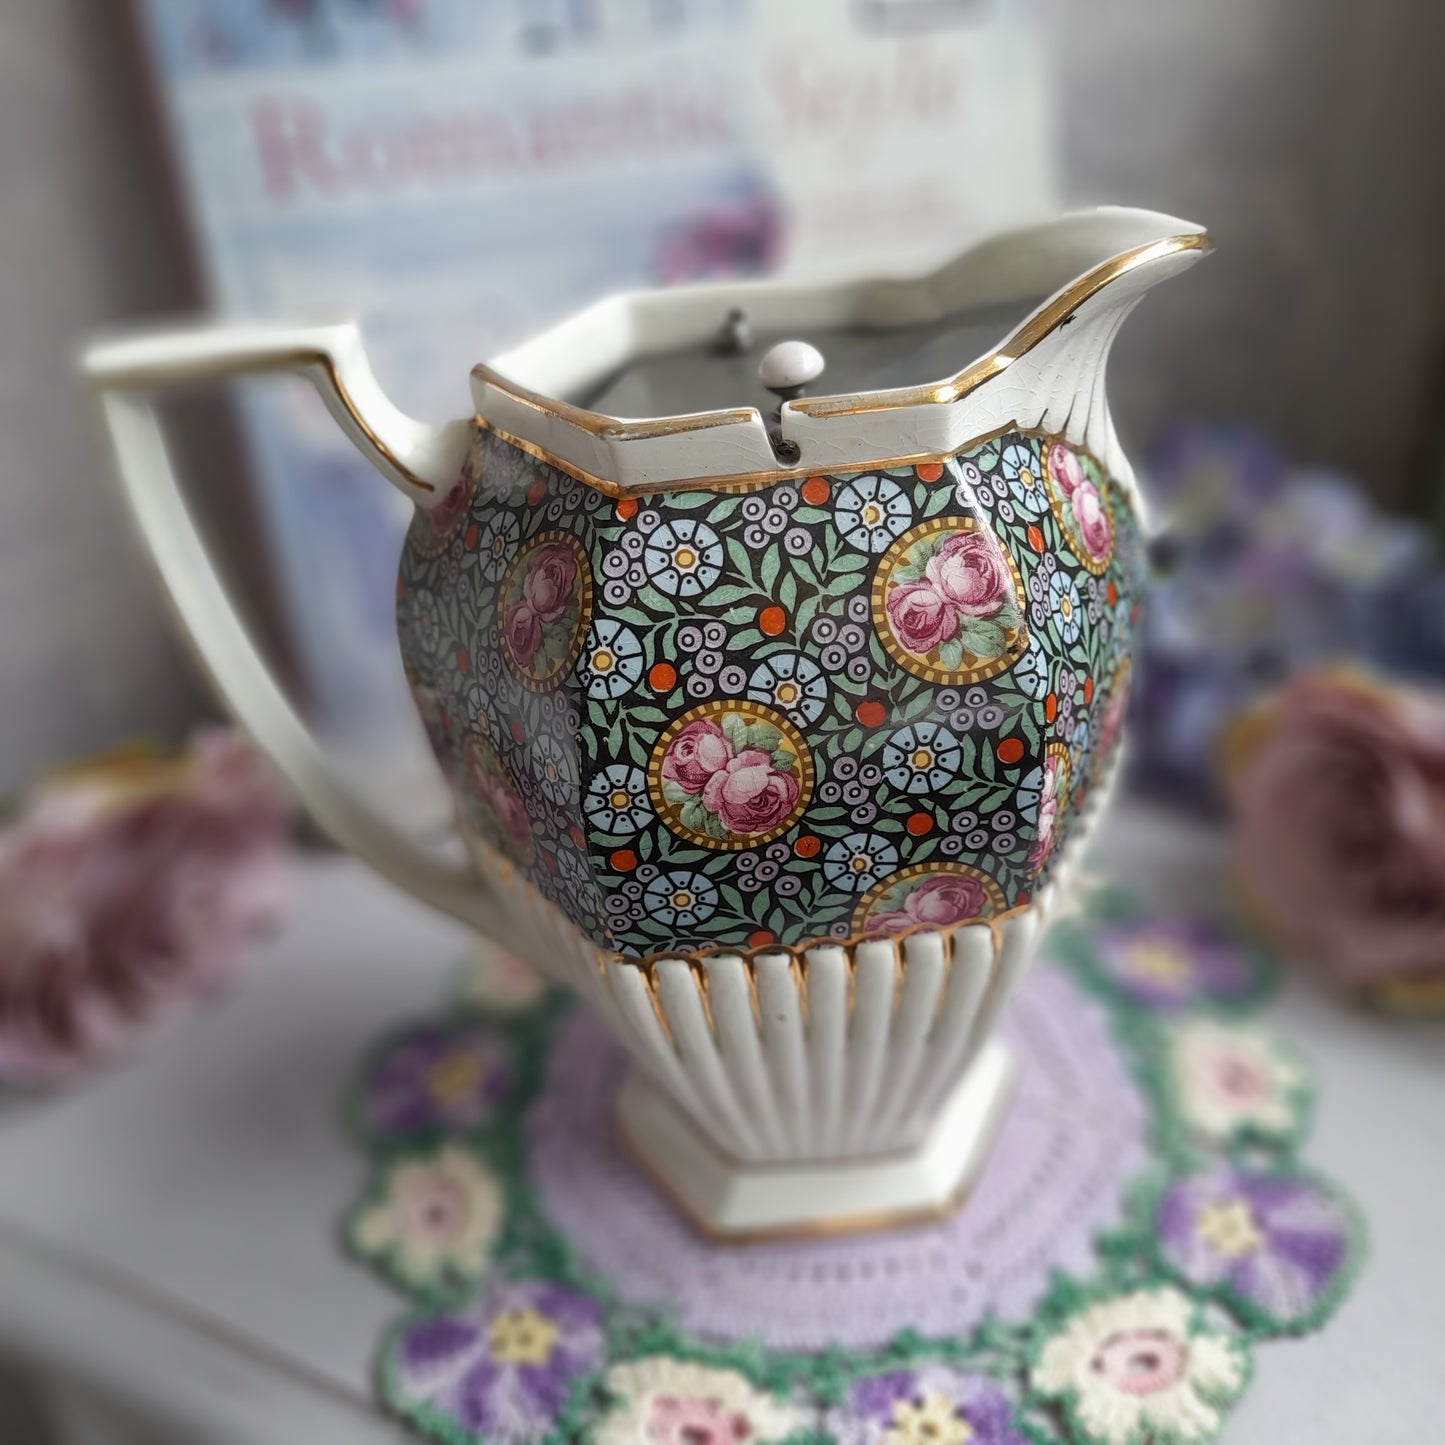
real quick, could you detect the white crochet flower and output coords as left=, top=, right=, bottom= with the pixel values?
left=596, top=1357, right=804, bottom=1445
left=1032, top=1287, right=1247, bottom=1445
left=352, top=1145, right=503, bottom=1289
left=1169, top=1019, right=1305, bottom=1144
left=454, top=942, right=548, bottom=1013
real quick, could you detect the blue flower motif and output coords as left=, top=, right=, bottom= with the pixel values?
left=1017, top=763, right=1045, bottom=826
left=643, top=520, right=723, bottom=598
left=584, top=764, right=651, bottom=835
left=578, top=618, right=645, bottom=700
left=1049, top=569, right=1083, bottom=643
left=824, top=833, right=900, bottom=892
left=882, top=722, right=964, bottom=794
left=1010, top=633, right=1049, bottom=700
left=1001, top=440, right=1048, bottom=513
left=476, top=512, right=519, bottom=583
left=835, top=475, right=913, bottom=553
left=746, top=652, right=828, bottom=726
left=643, top=871, right=720, bottom=928
left=527, top=733, right=577, bottom=806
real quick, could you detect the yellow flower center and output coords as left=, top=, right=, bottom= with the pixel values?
left=1060, top=594, right=1074, bottom=619
left=777, top=681, right=799, bottom=704
left=862, top=502, right=884, bottom=526
left=674, top=547, right=697, bottom=570
left=428, top=1051, right=484, bottom=1106
left=610, top=789, right=631, bottom=811
left=1019, top=468, right=1033, bottom=489
left=1124, top=941, right=1191, bottom=987
left=487, top=1308, right=559, bottom=1366
left=851, top=854, right=870, bottom=873
left=672, top=891, right=693, bottom=910
left=1197, top=1198, right=1265, bottom=1260
left=592, top=649, right=614, bottom=673
left=885, top=1393, right=974, bottom=1445
left=912, top=748, right=934, bottom=772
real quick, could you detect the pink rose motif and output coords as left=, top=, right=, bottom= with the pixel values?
left=869, top=873, right=989, bottom=932
left=0, top=729, right=295, bottom=1089
left=885, top=582, right=960, bottom=656
left=1049, top=442, right=1085, bottom=497
left=1229, top=672, right=1445, bottom=994
left=426, top=473, right=470, bottom=541
left=503, top=599, right=543, bottom=670
left=661, top=719, right=733, bottom=795
left=1029, top=756, right=1063, bottom=867
left=470, top=764, right=532, bottom=858
left=1099, top=671, right=1132, bottom=759
left=523, top=543, right=578, bottom=625
left=646, top=1395, right=753, bottom=1445
left=1071, top=480, right=1113, bottom=561
left=701, top=750, right=801, bottom=836
left=924, top=530, right=1012, bottom=618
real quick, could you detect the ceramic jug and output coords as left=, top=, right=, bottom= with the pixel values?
left=87, top=207, right=1208, bottom=1238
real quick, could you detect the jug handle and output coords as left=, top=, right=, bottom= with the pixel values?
left=84, top=323, right=507, bottom=937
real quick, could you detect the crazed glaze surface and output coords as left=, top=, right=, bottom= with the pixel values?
left=396, top=427, right=1147, bottom=959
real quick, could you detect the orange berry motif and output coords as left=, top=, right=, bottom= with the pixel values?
left=916, top=462, right=944, bottom=483
left=759, top=606, right=787, bottom=636
left=906, top=812, right=933, bottom=837
left=801, top=477, right=830, bottom=506
left=526, top=479, right=546, bottom=506
left=794, top=834, right=822, bottom=859
left=649, top=662, right=677, bottom=693
left=1084, top=677, right=1095, bottom=705
left=856, top=700, right=887, bottom=728
left=1027, top=525, right=1046, bottom=553
left=1045, top=693, right=1058, bottom=723
left=610, top=849, right=638, bottom=872
left=617, top=497, right=638, bottom=521
left=747, top=930, right=775, bottom=949
left=997, top=737, right=1025, bottom=765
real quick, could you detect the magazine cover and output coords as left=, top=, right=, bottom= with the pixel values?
left=135, top=0, right=1056, bottom=827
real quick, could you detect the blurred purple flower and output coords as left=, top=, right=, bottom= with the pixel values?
left=0, top=729, right=295, bottom=1089
left=359, top=1022, right=513, bottom=1142
left=824, top=1364, right=1027, bottom=1445
left=1092, top=918, right=1258, bottom=1010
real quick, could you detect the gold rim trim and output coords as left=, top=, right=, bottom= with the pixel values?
left=471, top=230, right=1212, bottom=497
left=871, top=516, right=1032, bottom=685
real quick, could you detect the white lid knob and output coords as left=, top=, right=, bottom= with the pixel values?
left=757, top=339, right=825, bottom=397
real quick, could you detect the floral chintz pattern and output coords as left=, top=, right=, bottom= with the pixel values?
left=396, top=427, right=1147, bottom=956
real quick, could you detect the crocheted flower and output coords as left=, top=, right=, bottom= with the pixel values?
left=453, top=944, right=548, bottom=1014
left=1093, top=920, right=1259, bottom=1011
left=596, top=1357, right=803, bottom=1445
left=357, top=1023, right=512, bottom=1144
left=1031, top=1287, right=1248, bottom=1445
left=0, top=729, right=294, bottom=1089
left=825, top=1363, right=1028, bottom=1445
left=387, top=1279, right=604, bottom=1441
left=1167, top=1019, right=1306, bottom=1147
left=350, top=1145, right=504, bottom=1293
left=1157, top=1165, right=1356, bottom=1331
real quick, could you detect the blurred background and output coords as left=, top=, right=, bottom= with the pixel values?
left=5, top=0, right=1445, bottom=814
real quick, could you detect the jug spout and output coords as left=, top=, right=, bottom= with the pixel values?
left=782, top=207, right=1210, bottom=512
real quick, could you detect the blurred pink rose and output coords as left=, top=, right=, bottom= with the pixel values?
left=661, top=719, right=732, bottom=794
left=426, top=473, right=471, bottom=541
left=1029, top=754, right=1064, bottom=867
left=925, top=530, right=1011, bottom=618
left=1048, top=442, right=1085, bottom=497
left=1071, top=481, right=1113, bottom=560
left=0, top=730, right=295, bottom=1089
left=885, top=583, right=959, bottom=655
left=1228, top=672, right=1445, bottom=994
left=701, top=750, right=800, bottom=835
left=523, top=544, right=577, bottom=624
left=869, top=873, right=989, bottom=932
left=503, top=599, right=543, bottom=669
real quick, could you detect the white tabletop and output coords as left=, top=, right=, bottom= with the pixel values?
left=0, top=802, right=1440, bottom=1441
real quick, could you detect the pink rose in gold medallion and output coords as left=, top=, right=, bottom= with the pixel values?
left=885, top=583, right=960, bottom=655
left=701, top=750, right=801, bottom=836
left=661, top=719, right=732, bottom=794
left=924, top=530, right=1012, bottom=618
left=869, top=873, right=989, bottom=932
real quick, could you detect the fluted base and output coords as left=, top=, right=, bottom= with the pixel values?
left=615, top=1039, right=1017, bottom=1241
